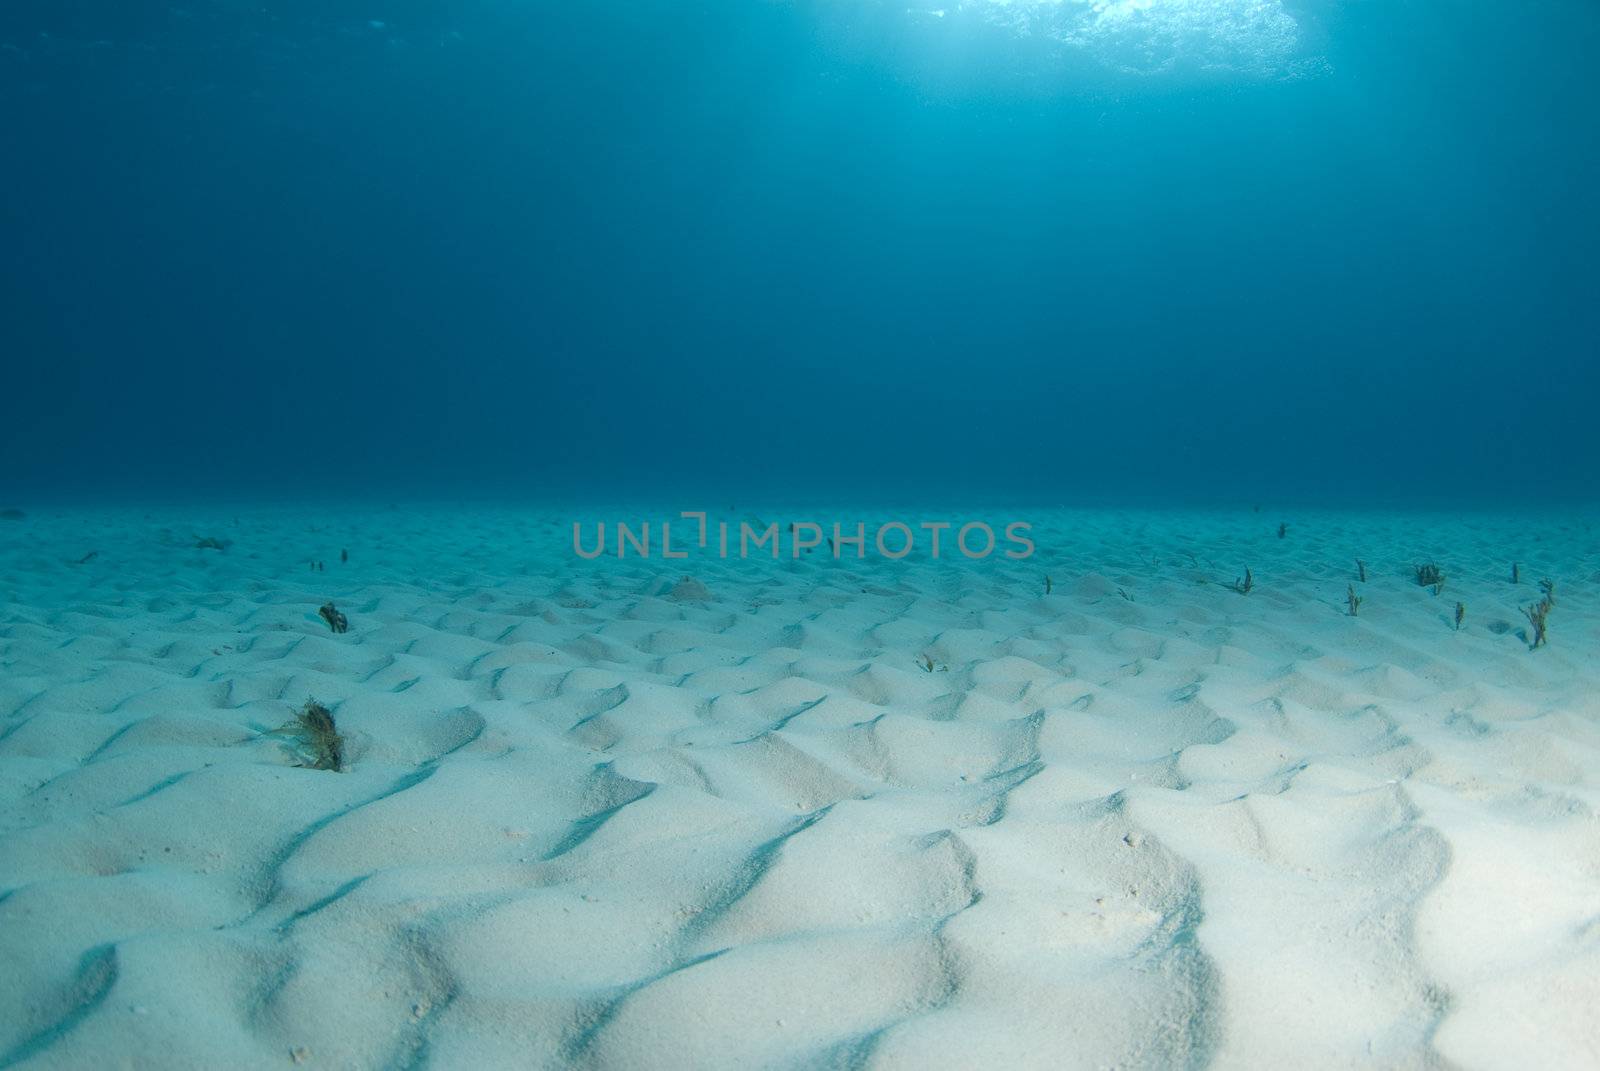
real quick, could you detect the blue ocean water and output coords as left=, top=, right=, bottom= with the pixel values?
left=2, top=1, right=1595, bottom=507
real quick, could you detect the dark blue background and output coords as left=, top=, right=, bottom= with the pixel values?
left=3, top=1, right=1596, bottom=505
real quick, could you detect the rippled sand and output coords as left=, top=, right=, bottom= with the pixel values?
left=1, top=505, right=1597, bottom=1069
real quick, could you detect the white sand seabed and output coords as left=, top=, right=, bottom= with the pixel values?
left=0, top=505, right=1597, bottom=1069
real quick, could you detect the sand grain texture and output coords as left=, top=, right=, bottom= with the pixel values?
left=1, top=507, right=1598, bottom=1069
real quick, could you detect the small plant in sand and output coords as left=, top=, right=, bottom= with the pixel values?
left=1346, top=585, right=1362, bottom=617
left=1277, top=523, right=1288, bottom=539
left=1523, top=580, right=1555, bottom=649
left=1232, top=567, right=1253, bottom=595
left=1523, top=600, right=1551, bottom=648
left=1510, top=562, right=1520, bottom=584
left=1454, top=602, right=1465, bottom=631
left=1356, top=559, right=1367, bottom=583
left=1044, top=575, right=1052, bottom=595
left=1414, top=563, right=1445, bottom=595
left=278, top=699, right=345, bottom=771
left=318, top=602, right=349, bottom=633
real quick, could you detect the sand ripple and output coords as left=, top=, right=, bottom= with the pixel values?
left=1, top=506, right=1598, bottom=1068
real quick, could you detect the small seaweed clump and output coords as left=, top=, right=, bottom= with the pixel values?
left=285, top=699, right=345, bottom=771
left=319, top=602, right=349, bottom=633
left=1414, top=563, right=1445, bottom=594
left=1524, top=580, right=1555, bottom=649
left=1232, top=567, right=1253, bottom=595
left=1347, top=585, right=1362, bottom=617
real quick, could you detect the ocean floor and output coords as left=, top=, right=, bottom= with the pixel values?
left=1, top=504, right=1598, bottom=1069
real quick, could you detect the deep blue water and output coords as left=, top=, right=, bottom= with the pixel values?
left=3, top=1, right=1596, bottom=507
